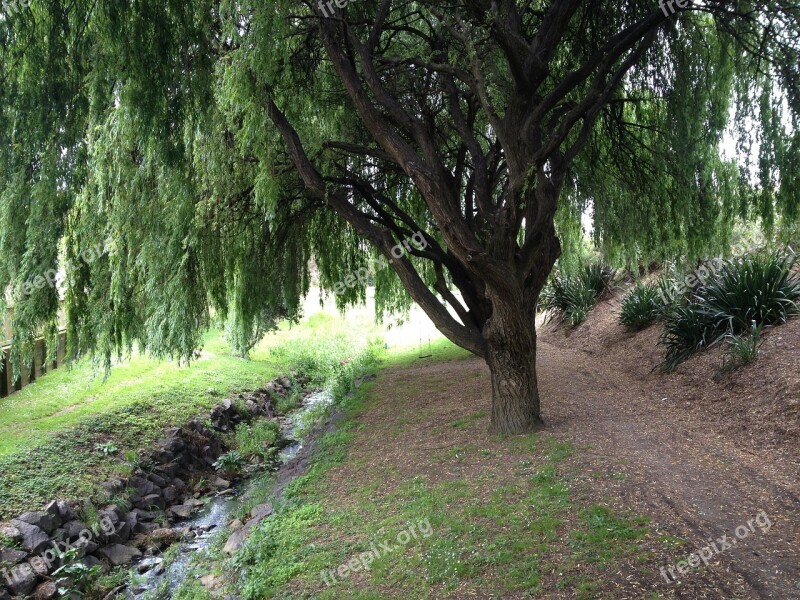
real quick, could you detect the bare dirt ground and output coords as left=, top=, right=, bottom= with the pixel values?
left=318, top=300, right=799, bottom=599
left=537, top=298, right=800, bottom=599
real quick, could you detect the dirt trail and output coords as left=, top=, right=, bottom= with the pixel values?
left=536, top=303, right=800, bottom=599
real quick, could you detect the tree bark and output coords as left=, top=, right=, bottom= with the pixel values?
left=483, top=290, right=543, bottom=434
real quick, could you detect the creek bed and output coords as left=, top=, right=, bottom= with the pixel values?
left=128, top=390, right=334, bottom=599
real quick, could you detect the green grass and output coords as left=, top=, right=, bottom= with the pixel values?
left=0, top=309, right=382, bottom=518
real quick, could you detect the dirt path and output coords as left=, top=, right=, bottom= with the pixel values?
left=536, top=302, right=800, bottom=599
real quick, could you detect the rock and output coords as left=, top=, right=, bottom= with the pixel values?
left=107, top=521, right=131, bottom=544
left=2, top=561, right=38, bottom=596
left=163, top=486, right=179, bottom=504
left=33, top=581, right=58, bottom=600
left=228, top=519, right=243, bottom=532
left=100, top=478, right=125, bottom=495
left=0, top=548, right=28, bottom=565
left=213, top=477, right=231, bottom=490
left=129, top=476, right=160, bottom=498
left=130, top=509, right=158, bottom=523
left=200, top=574, right=221, bottom=590
left=62, top=519, right=89, bottom=541
left=249, top=503, right=273, bottom=522
left=147, top=473, right=168, bottom=487
left=136, top=494, right=165, bottom=510
left=0, top=588, right=10, bottom=600
left=136, top=557, right=164, bottom=574
left=16, top=511, right=60, bottom=535
left=10, top=520, right=51, bottom=554
left=96, top=544, right=141, bottom=566
left=78, top=555, right=104, bottom=570
left=56, top=501, right=77, bottom=522
left=168, top=504, right=194, bottom=520
left=43, top=501, right=60, bottom=517
left=133, top=522, right=159, bottom=535
left=223, top=528, right=250, bottom=555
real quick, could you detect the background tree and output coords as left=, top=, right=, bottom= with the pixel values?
left=1, top=0, right=798, bottom=433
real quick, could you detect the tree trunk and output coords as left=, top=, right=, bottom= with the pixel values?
left=484, top=293, right=543, bottom=434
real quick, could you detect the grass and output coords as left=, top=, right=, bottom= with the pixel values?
left=226, top=341, right=659, bottom=599
left=0, top=309, right=382, bottom=518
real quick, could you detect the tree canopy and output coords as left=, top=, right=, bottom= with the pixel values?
left=1, top=1, right=798, bottom=428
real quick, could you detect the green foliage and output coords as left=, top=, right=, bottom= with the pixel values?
left=660, top=251, right=800, bottom=370
left=53, top=548, right=104, bottom=598
left=94, top=441, right=118, bottom=456
left=620, top=282, right=662, bottom=331
left=234, top=420, right=281, bottom=461
left=541, top=262, right=616, bottom=326
left=213, top=450, right=245, bottom=475
left=700, top=252, right=800, bottom=332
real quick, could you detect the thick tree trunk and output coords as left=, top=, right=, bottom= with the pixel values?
left=484, top=292, right=543, bottom=434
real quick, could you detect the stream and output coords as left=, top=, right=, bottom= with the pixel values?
left=128, top=390, right=335, bottom=599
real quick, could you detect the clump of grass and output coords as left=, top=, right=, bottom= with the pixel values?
left=660, top=251, right=799, bottom=371
left=721, top=322, right=763, bottom=373
left=619, top=282, right=662, bottom=331
left=541, top=262, right=617, bottom=326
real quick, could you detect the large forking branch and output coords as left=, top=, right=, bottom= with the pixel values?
left=265, top=96, right=487, bottom=357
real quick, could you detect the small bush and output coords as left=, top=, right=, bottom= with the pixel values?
left=213, top=450, right=245, bottom=475
left=620, top=282, right=662, bottom=331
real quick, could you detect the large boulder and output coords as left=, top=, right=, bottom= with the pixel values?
left=96, top=544, right=141, bottom=566
left=10, top=520, right=50, bottom=554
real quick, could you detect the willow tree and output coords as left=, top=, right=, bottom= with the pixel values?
left=1, top=1, right=798, bottom=432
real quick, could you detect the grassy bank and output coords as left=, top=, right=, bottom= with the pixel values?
left=0, top=309, right=381, bottom=518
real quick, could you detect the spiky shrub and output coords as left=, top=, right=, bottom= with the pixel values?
left=701, top=252, right=800, bottom=334
left=660, top=303, right=724, bottom=370
left=540, top=262, right=617, bottom=326
left=660, top=251, right=800, bottom=371
left=620, top=282, right=662, bottom=331
left=582, top=262, right=618, bottom=298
